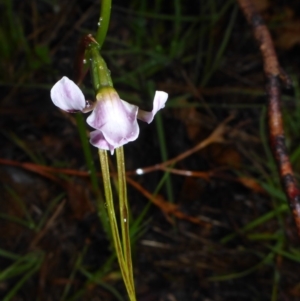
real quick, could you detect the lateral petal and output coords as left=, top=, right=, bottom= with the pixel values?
left=50, top=76, right=86, bottom=112
left=137, top=91, right=168, bottom=123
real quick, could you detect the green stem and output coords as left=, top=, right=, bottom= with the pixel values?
left=155, top=112, right=174, bottom=203
left=98, top=150, right=134, bottom=299
left=116, top=147, right=136, bottom=299
left=96, top=0, right=112, bottom=49
left=76, top=113, right=99, bottom=191
left=75, top=113, right=110, bottom=237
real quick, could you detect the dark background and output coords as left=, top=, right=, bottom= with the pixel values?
left=1, top=0, right=300, bottom=300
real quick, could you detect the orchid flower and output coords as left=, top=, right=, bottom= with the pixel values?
left=50, top=76, right=168, bottom=154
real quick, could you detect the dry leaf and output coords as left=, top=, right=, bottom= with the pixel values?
left=252, top=0, right=270, bottom=12
left=237, top=177, right=265, bottom=194
left=275, top=8, right=300, bottom=50
left=203, top=144, right=242, bottom=169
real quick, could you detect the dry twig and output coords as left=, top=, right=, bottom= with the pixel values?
left=126, top=177, right=211, bottom=227
left=237, top=0, right=300, bottom=237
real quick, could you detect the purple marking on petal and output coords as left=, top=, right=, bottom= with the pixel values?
left=87, top=90, right=140, bottom=149
left=137, top=91, right=168, bottom=123
left=90, top=130, right=115, bottom=154
left=66, top=110, right=81, bottom=113
left=50, top=76, right=86, bottom=112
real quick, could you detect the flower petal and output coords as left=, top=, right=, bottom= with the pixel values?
left=89, top=130, right=115, bottom=154
left=86, top=89, right=139, bottom=149
left=50, top=76, right=86, bottom=112
left=137, top=91, right=168, bottom=124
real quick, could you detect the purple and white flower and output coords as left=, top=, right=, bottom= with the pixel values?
left=50, top=76, right=168, bottom=154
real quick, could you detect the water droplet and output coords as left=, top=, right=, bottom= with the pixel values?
left=97, top=22, right=100, bottom=26
left=136, top=168, right=144, bottom=175
left=104, top=202, right=107, bottom=208
left=83, top=59, right=87, bottom=64
left=124, top=218, right=127, bottom=223
left=99, top=66, right=103, bottom=70
left=99, top=17, right=103, bottom=21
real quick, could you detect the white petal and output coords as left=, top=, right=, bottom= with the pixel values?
left=50, top=76, right=86, bottom=112
left=137, top=91, right=168, bottom=123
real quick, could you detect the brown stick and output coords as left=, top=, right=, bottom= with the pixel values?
left=74, top=34, right=97, bottom=85
left=237, top=0, right=300, bottom=237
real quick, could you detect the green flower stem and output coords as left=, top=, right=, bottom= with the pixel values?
left=116, top=147, right=136, bottom=298
left=98, top=149, right=135, bottom=300
left=96, top=0, right=112, bottom=49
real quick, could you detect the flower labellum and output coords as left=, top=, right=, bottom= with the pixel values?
left=87, top=87, right=140, bottom=153
left=50, top=77, right=168, bottom=154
